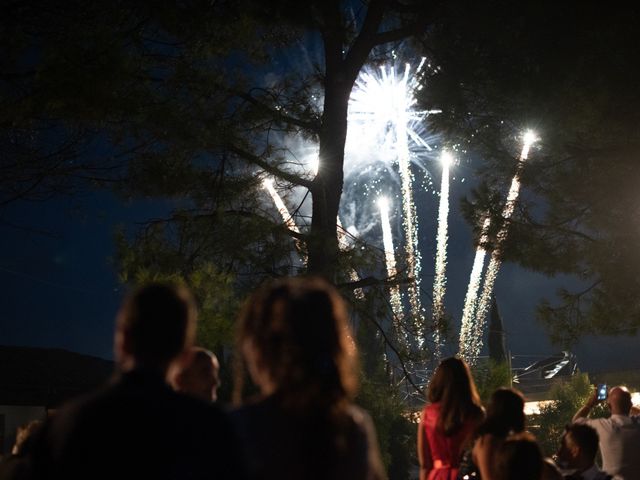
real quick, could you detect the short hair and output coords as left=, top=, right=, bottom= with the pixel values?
left=494, top=432, right=543, bottom=480
left=565, top=423, right=599, bottom=461
left=192, top=348, right=218, bottom=369
left=610, top=386, right=632, bottom=414
left=117, top=283, right=196, bottom=366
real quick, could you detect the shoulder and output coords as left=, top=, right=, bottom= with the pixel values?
left=48, top=383, right=115, bottom=433
left=423, top=402, right=440, bottom=417
left=345, top=405, right=387, bottom=480
left=346, top=404, right=376, bottom=433
left=573, top=416, right=605, bottom=426
left=171, top=391, right=232, bottom=430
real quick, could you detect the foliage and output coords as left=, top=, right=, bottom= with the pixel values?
left=471, top=359, right=512, bottom=404
left=418, top=0, right=640, bottom=346
left=528, top=373, right=607, bottom=456
left=355, top=311, right=417, bottom=480
left=358, top=377, right=417, bottom=480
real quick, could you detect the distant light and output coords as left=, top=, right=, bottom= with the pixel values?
left=377, top=196, right=390, bottom=210
left=523, top=130, right=538, bottom=147
left=440, top=150, right=454, bottom=168
left=520, top=130, right=539, bottom=161
left=309, top=156, right=320, bottom=176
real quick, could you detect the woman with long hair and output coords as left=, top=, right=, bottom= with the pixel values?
left=469, top=388, right=561, bottom=480
left=458, top=387, right=526, bottom=479
left=476, top=387, right=526, bottom=438
left=231, top=276, right=386, bottom=480
left=418, top=357, right=484, bottom=480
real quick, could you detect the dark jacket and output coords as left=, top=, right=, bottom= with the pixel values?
left=34, top=369, right=243, bottom=480
left=231, top=395, right=386, bottom=480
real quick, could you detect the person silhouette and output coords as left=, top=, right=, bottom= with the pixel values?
left=231, top=276, right=386, bottom=480
left=34, top=283, right=244, bottom=480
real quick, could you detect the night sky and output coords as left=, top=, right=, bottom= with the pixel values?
left=2, top=156, right=638, bottom=374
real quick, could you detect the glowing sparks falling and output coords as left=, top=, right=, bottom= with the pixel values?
left=472, top=131, right=538, bottom=360
left=378, top=197, right=404, bottom=329
left=338, top=216, right=364, bottom=300
left=385, top=65, right=424, bottom=345
left=347, top=62, right=438, bottom=349
left=431, top=151, right=453, bottom=354
left=458, top=217, right=491, bottom=362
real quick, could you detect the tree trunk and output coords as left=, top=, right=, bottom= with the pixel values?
left=307, top=72, right=352, bottom=280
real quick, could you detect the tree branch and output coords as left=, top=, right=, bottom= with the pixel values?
left=235, top=89, right=321, bottom=134
left=226, top=145, right=314, bottom=189
left=337, top=274, right=413, bottom=290
left=371, top=21, right=429, bottom=46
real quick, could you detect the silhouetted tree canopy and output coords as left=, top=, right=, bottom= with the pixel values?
left=419, top=0, right=640, bottom=345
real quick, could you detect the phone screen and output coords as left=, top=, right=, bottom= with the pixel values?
left=597, top=384, right=608, bottom=401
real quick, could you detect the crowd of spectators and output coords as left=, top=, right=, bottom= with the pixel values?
left=0, top=278, right=638, bottom=480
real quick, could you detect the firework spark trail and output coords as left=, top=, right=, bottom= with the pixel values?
left=458, top=217, right=491, bottom=362
left=347, top=62, right=439, bottom=352
left=262, top=178, right=305, bottom=257
left=378, top=197, right=405, bottom=338
left=431, top=151, right=452, bottom=357
left=472, top=132, right=537, bottom=359
left=337, top=216, right=364, bottom=299
left=395, top=65, right=425, bottom=348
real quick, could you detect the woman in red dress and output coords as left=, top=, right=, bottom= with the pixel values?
left=418, top=357, right=484, bottom=480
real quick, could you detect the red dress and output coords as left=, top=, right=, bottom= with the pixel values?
left=420, top=402, right=477, bottom=480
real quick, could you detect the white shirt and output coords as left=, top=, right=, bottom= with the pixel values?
left=575, top=414, right=640, bottom=480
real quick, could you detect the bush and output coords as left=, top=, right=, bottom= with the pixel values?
left=357, top=369, right=417, bottom=480
left=528, top=373, right=608, bottom=456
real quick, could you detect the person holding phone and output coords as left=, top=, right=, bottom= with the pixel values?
left=572, top=385, right=640, bottom=479
left=597, top=384, right=608, bottom=402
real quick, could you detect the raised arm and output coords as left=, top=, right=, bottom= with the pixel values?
left=572, top=389, right=598, bottom=422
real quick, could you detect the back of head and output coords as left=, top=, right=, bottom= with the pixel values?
left=494, top=432, right=543, bottom=480
left=608, top=386, right=632, bottom=415
left=116, top=283, right=196, bottom=371
left=478, top=388, right=525, bottom=437
left=235, top=276, right=357, bottom=410
left=427, top=357, right=483, bottom=435
left=170, top=347, right=220, bottom=402
left=565, top=423, right=600, bottom=463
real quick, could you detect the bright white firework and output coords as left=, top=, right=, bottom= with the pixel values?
left=378, top=197, right=405, bottom=336
left=348, top=63, right=440, bottom=348
left=458, top=216, right=491, bottom=362
left=472, top=131, right=538, bottom=360
left=431, top=150, right=453, bottom=356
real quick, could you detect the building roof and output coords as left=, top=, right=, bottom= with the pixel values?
left=0, top=345, right=113, bottom=407
left=512, top=352, right=578, bottom=401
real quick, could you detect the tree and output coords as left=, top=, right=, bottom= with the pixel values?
left=2, top=0, right=439, bottom=280
left=418, top=0, right=640, bottom=345
left=3, top=3, right=444, bottom=475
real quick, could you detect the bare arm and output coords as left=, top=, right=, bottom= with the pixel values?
left=472, top=434, right=500, bottom=480
left=417, top=411, right=433, bottom=480
left=572, top=389, right=598, bottom=422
